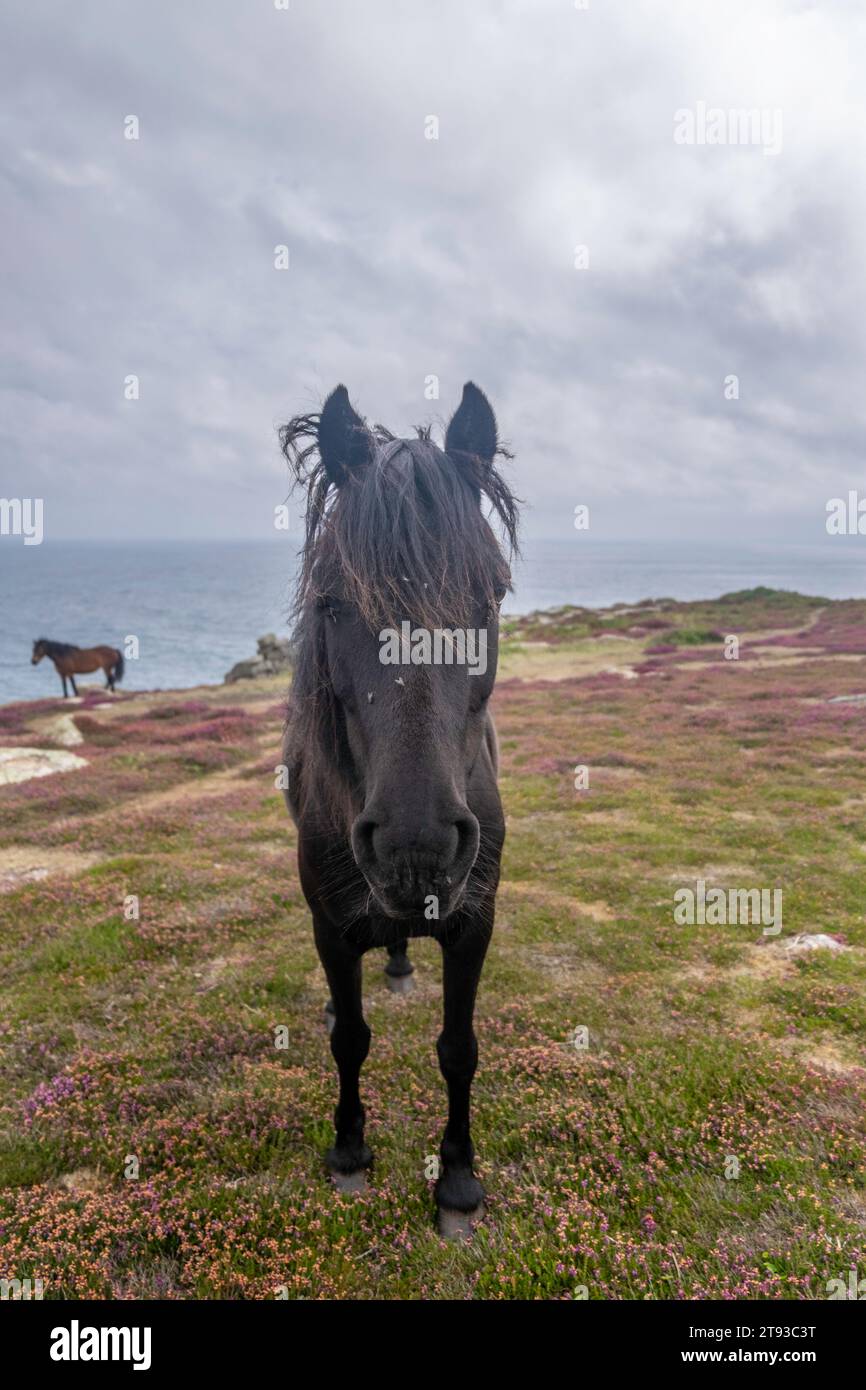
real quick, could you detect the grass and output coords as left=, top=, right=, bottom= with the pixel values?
left=0, top=587, right=865, bottom=1299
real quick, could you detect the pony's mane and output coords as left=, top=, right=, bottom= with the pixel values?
left=280, top=413, right=518, bottom=632
left=35, top=638, right=80, bottom=656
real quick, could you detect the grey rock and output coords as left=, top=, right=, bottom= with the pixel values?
left=783, top=933, right=847, bottom=955
left=224, top=658, right=267, bottom=684
left=256, top=633, right=293, bottom=666
left=224, top=634, right=294, bottom=683
left=0, top=746, right=88, bottom=785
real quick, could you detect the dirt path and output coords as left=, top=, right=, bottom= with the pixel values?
left=0, top=844, right=102, bottom=891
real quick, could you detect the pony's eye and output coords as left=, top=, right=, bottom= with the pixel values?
left=317, top=596, right=340, bottom=623
left=487, top=595, right=504, bottom=621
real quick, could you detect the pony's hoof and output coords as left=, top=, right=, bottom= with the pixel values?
left=386, top=971, right=415, bottom=996
left=384, top=955, right=414, bottom=979
left=330, top=1169, right=368, bottom=1195
left=437, top=1203, right=485, bottom=1241
left=326, top=1143, right=372, bottom=1194
left=435, top=1169, right=485, bottom=1228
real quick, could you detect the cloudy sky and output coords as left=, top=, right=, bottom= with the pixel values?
left=2, top=0, right=865, bottom=544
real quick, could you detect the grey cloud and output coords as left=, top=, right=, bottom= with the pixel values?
left=1, top=0, right=864, bottom=544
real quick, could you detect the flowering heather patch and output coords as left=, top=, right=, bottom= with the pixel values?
left=0, top=702, right=274, bottom=852
left=745, top=600, right=866, bottom=656
left=73, top=708, right=261, bottom=748
left=79, top=689, right=116, bottom=707
left=0, top=698, right=67, bottom=742
left=2, top=591, right=866, bottom=1298
left=628, top=618, right=674, bottom=633
left=148, top=702, right=213, bottom=719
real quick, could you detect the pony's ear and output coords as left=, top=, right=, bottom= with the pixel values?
left=318, top=385, right=373, bottom=486
left=445, top=382, right=498, bottom=463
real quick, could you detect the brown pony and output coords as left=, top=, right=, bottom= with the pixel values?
left=31, top=638, right=125, bottom=697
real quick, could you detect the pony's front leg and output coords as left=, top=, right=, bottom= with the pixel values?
left=314, top=916, right=372, bottom=1189
left=435, top=909, right=492, bottom=1234
left=384, top=937, right=414, bottom=992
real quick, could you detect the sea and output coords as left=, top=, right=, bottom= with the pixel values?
left=2, top=537, right=865, bottom=705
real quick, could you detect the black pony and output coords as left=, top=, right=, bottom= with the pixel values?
left=281, top=382, right=518, bottom=1233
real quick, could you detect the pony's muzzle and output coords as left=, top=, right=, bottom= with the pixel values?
left=351, top=805, right=480, bottom=919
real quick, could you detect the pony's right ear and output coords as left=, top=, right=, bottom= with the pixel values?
left=318, top=385, right=373, bottom=487
left=445, top=382, right=498, bottom=464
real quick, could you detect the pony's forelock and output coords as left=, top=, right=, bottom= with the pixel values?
left=280, top=413, right=519, bottom=632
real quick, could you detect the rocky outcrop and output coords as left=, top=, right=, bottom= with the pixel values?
left=783, top=933, right=848, bottom=955
left=43, top=713, right=85, bottom=747
left=224, top=634, right=293, bottom=684
left=0, top=747, right=88, bottom=785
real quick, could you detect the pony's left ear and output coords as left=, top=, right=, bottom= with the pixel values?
left=318, top=385, right=373, bottom=487
left=445, top=382, right=498, bottom=463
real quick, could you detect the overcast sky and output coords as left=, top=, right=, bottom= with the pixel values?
left=2, top=0, right=865, bottom=544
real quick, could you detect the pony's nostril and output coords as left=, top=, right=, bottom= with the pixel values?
left=453, top=813, right=480, bottom=871
left=351, top=812, right=381, bottom=872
